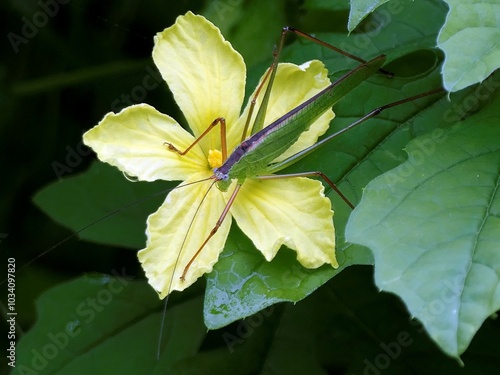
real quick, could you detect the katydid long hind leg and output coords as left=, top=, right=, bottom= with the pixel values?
left=265, top=88, right=445, bottom=175
left=240, top=63, right=276, bottom=142
left=254, top=88, right=445, bottom=217
left=249, top=25, right=395, bottom=137
left=282, top=27, right=394, bottom=77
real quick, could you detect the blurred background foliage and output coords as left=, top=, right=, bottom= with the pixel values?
left=2, top=0, right=500, bottom=373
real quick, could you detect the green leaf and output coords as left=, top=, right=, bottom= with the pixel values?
left=33, top=161, right=172, bottom=248
left=204, top=225, right=359, bottom=329
left=437, top=0, right=500, bottom=92
left=12, top=274, right=206, bottom=374
left=346, top=88, right=500, bottom=357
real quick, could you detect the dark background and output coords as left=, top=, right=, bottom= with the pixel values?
left=2, top=1, right=499, bottom=374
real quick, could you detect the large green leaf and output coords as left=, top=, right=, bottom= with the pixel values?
left=12, top=275, right=205, bottom=375
left=437, top=0, right=500, bottom=92
left=346, top=87, right=500, bottom=357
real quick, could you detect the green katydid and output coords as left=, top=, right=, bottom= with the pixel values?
left=169, top=54, right=385, bottom=281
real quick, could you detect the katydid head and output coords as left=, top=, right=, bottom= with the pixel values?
left=213, top=167, right=231, bottom=191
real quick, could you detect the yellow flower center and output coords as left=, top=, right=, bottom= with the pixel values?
left=208, top=149, right=223, bottom=169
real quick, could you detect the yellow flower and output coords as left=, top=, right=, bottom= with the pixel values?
left=83, top=12, right=337, bottom=299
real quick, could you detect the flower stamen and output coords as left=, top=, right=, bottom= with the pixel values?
left=208, top=149, right=223, bottom=169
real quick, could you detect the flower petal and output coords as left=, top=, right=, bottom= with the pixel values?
left=229, top=60, right=334, bottom=159
left=138, top=174, right=232, bottom=298
left=230, top=177, right=338, bottom=268
left=83, top=104, right=208, bottom=181
left=153, top=12, right=246, bottom=153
